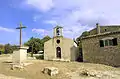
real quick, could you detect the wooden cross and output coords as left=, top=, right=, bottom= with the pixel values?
left=16, top=23, right=26, bottom=47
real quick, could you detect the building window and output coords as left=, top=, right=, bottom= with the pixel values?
left=104, top=40, right=109, bottom=46
left=56, top=39, right=60, bottom=44
left=99, top=38, right=117, bottom=47
left=105, top=29, right=107, bottom=31
left=56, top=28, right=61, bottom=36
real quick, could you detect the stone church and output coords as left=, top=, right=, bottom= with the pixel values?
left=44, top=26, right=79, bottom=61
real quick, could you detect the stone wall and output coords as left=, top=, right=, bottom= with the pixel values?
left=82, top=33, right=120, bottom=66
left=89, top=26, right=120, bottom=35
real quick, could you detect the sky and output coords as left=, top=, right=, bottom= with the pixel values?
left=0, top=0, right=120, bottom=45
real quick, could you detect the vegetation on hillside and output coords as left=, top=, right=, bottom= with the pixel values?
left=0, top=36, right=51, bottom=55
left=0, top=44, right=18, bottom=54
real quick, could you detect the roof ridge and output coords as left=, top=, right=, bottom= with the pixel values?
left=82, top=30, right=120, bottom=39
left=100, top=25, right=120, bottom=27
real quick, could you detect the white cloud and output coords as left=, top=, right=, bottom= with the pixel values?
left=22, top=0, right=120, bottom=38
left=23, top=0, right=54, bottom=12
left=0, top=26, right=15, bottom=32
left=32, top=28, right=52, bottom=37
left=44, top=20, right=57, bottom=25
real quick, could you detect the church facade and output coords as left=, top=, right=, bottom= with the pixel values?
left=44, top=26, right=79, bottom=61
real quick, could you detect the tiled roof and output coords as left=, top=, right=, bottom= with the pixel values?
left=81, top=31, right=120, bottom=39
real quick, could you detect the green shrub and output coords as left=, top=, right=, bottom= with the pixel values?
left=35, top=55, right=44, bottom=60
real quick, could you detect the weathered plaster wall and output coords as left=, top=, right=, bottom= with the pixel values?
left=44, top=39, right=54, bottom=60
left=44, top=37, right=79, bottom=61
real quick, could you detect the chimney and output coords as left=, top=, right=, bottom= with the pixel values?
left=96, top=23, right=100, bottom=34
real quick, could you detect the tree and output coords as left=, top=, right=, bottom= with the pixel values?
left=4, top=43, right=13, bottom=54
left=24, top=36, right=51, bottom=57
left=12, top=45, right=19, bottom=51
left=41, top=35, right=51, bottom=43
left=0, top=44, right=5, bottom=54
left=81, top=31, right=90, bottom=37
left=24, top=37, right=42, bottom=54
left=41, top=36, right=51, bottom=51
left=76, top=31, right=90, bottom=48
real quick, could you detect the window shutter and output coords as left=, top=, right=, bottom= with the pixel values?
left=109, top=40, right=113, bottom=46
left=99, top=40, right=104, bottom=47
left=112, top=38, right=118, bottom=46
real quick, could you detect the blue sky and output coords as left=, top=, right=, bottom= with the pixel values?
left=0, top=0, right=120, bottom=45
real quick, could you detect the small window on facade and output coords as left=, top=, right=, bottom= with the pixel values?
left=99, top=38, right=117, bottom=47
left=109, top=40, right=113, bottom=46
left=105, top=29, right=107, bottom=31
left=112, top=38, right=118, bottom=45
left=105, top=40, right=109, bottom=46
left=100, top=40, right=104, bottom=47
left=56, top=39, right=60, bottom=44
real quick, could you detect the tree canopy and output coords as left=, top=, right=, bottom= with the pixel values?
left=41, top=35, right=51, bottom=43
left=24, top=37, right=42, bottom=53
left=0, top=44, right=5, bottom=54
left=4, top=44, right=18, bottom=54
left=24, top=36, right=51, bottom=54
left=0, top=36, right=51, bottom=55
left=76, top=31, right=90, bottom=48
left=81, top=31, right=90, bottom=37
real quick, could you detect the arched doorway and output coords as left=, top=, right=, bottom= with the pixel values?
left=56, top=47, right=61, bottom=58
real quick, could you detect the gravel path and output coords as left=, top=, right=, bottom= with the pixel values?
left=0, top=54, right=120, bottom=79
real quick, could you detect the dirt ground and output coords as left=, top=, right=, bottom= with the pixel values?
left=0, top=54, right=120, bottom=79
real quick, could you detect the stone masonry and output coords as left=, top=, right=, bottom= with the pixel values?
left=82, top=32, right=120, bottom=66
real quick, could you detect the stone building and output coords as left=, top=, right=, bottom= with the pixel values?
left=44, top=26, right=79, bottom=61
left=81, top=23, right=120, bottom=66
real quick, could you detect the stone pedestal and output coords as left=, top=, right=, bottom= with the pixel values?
left=12, top=46, right=28, bottom=64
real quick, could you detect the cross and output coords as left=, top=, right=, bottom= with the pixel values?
left=16, top=23, right=26, bottom=47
